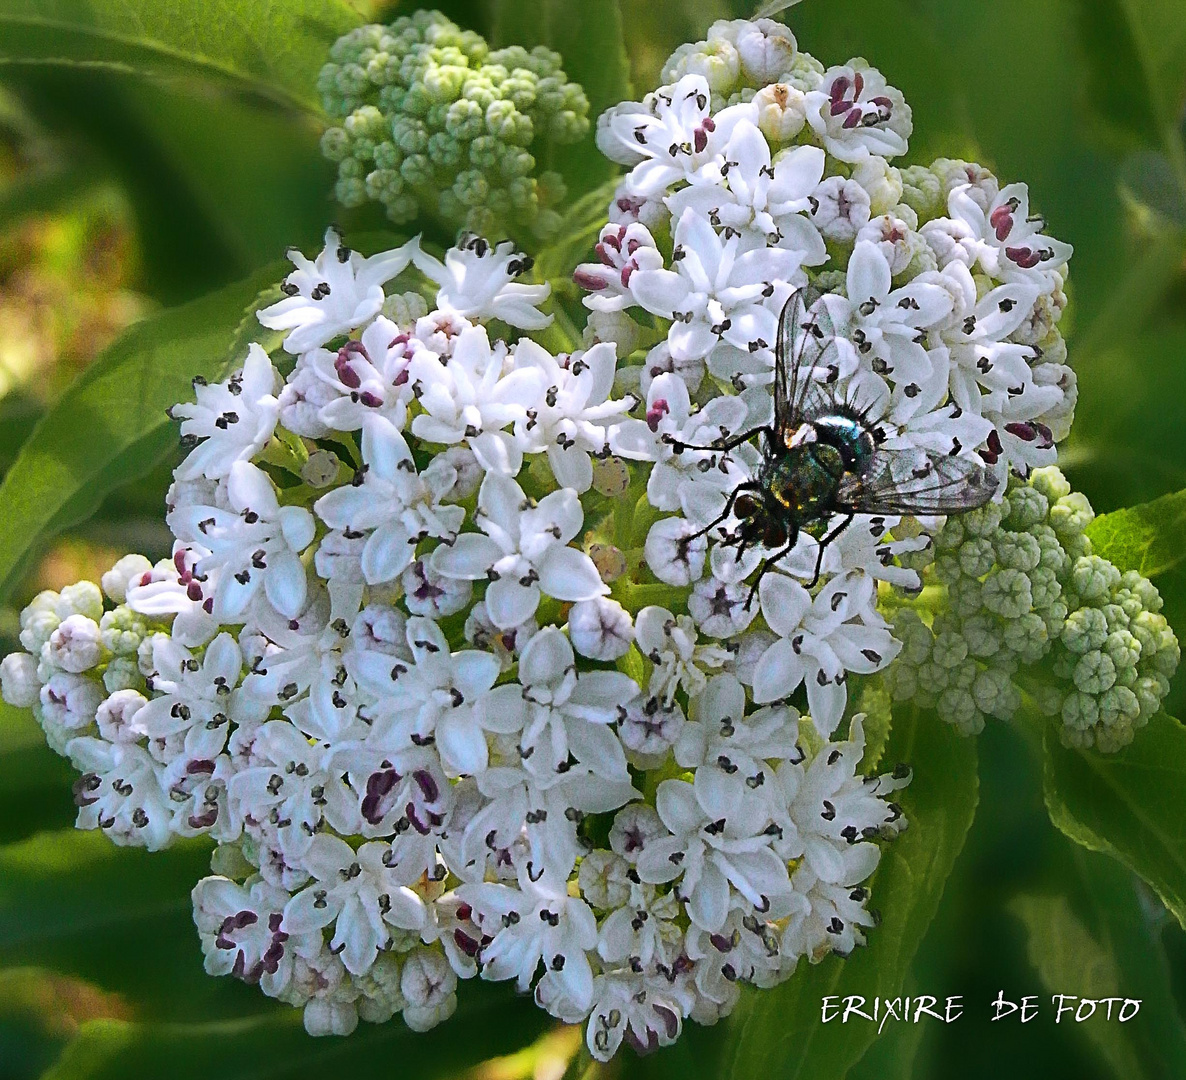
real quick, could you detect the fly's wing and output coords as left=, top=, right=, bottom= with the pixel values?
left=835, top=448, right=999, bottom=516
left=774, top=287, right=850, bottom=433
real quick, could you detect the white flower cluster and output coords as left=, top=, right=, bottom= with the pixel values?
left=1, top=210, right=910, bottom=1056
left=0, top=13, right=1115, bottom=1061
left=584, top=16, right=1074, bottom=501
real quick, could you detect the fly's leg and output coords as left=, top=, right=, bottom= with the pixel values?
left=807, top=514, right=855, bottom=588
left=744, top=524, right=800, bottom=609
left=689, top=481, right=763, bottom=540
left=668, top=425, right=772, bottom=456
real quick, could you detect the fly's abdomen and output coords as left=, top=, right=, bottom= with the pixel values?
left=769, top=445, right=844, bottom=521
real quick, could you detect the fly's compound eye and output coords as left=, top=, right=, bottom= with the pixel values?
left=734, top=494, right=759, bottom=518
left=763, top=521, right=788, bottom=549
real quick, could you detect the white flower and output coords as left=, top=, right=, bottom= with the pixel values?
left=629, top=209, right=801, bottom=362
left=612, top=373, right=753, bottom=514
left=170, top=345, right=279, bottom=482
left=636, top=606, right=734, bottom=705
left=583, top=969, right=685, bottom=1060
left=44, top=614, right=103, bottom=674
left=598, top=877, right=683, bottom=967
left=192, top=876, right=316, bottom=995
left=568, top=597, right=634, bottom=661
left=688, top=577, right=757, bottom=638
left=400, top=946, right=459, bottom=1031
left=596, top=75, right=751, bottom=196
left=95, top=688, right=148, bottom=743
left=946, top=182, right=1073, bottom=291
left=133, top=633, right=247, bottom=763
left=67, top=737, right=172, bottom=850
left=409, top=324, right=544, bottom=475
left=460, top=873, right=598, bottom=1009
left=278, top=316, right=417, bottom=437
left=752, top=572, right=901, bottom=734
left=835, top=240, right=954, bottom=388
left=170, top=462, right=315, bottom=621
left=401, top=558, right=473, bottom=618
left=809, top=175, right=872, bottom=243
left=101, top=554, right=154, bottom=604
left=367, top=615, right=514, bottom=777
left=257, top=228, right=419, bottom=354
left=805, top=61, right=912, bottom=162
left=0, top=651, right=41, bottom=708
left=38, top=672, right=103, bottom=752
left=413, top=235, right=552, bottom=330
left=282, top=833, right=426, bottom=975
left=667, top=122, right=826, bottom=260
left=617, top=695, right=686, bottom=760
left=675, top=674, right=800, bottom=798
left=514, top=340, right=634, bottom=492
left=574, top=223, right=666, bottom=312
left=432, top=472, right=607, bottom=630
left=228, top=719, right=360, bottom=851
left=636, top=773, right=790, bottom=932
left=644, top=517, right=708, bottom=588
left=314, top=417, right=465, bottom=586
left=731, top=17, right=801, bottom=84
left=754, top=82, right=810, bottom=143
left=509, top=626, right=638, bottom=781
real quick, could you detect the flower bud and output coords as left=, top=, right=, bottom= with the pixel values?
left=0, top=652, right=41, bottom=708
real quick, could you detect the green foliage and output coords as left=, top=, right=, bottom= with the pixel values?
left=1011, top=849, right=1186, bottom=1080
left=719, top=709, right=978, bottom=1080
left=1087, top=488, right=1186, bottom=578
left=0, top=0, right=362, bottom=113
left=0, top=263, right=285, bottom=603
left=489, top=0, right=632, bottom=189
left=37, top=985, right=547, bottom=1080
left=1045, top=713, right=1186, bottom=929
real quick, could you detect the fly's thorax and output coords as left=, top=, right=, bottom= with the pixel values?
left=811, top=414, right=877, bottom=472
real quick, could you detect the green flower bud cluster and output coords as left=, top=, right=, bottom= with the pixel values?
left=318, top=10, right=590, bottom=240
left=884, top=467, right=1180, bottom=751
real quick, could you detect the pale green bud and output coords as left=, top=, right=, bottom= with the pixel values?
left=982, top=568, right=1033, bottom=619
left=1071, top=556, right=1121, bottom=603
left=957, top=537, right=995, bottom=579
left=1073, top=650, right=1116, bottom=694
left=1061, top=606, right=1109, bottom=654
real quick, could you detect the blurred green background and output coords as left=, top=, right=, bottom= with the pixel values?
left=1, top=1, right=1185, bottom=1078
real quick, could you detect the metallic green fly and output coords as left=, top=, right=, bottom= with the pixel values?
left=673, top=287, right=999, bottom=603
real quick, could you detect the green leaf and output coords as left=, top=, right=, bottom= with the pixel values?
left=719, top=709, right=979, bottom=1080
left=1111, top=0, right=1186, bottom=137
left=490, top=0, right=631, bottom=190
left=1085, top=487, right=1186, bottom=577
left=1045, top=713, right=1186, bottom=930
left=0, top=0, right=361, bottom=113
left=0, top=704, right=74, bottom=846
left=0, top=261, right=286, bottom=604
left=1011, top=848, right=1186, bottom=1080
left=39, top=983, right=547, bottom=1080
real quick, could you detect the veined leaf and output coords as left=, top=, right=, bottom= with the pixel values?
left=1044, top=714, right=1186, bottom=929
left=1086, top=487, right=1186, bottom=577
left=1111, top=0, right=1186, bottom=137
left=1011, top=848, right=1186, bottom=1080
left=720, top=709, right=979, bottom=1080
left=490, top=0, right=631, bottom=190
left=0, top=0, right=361, bottom=114
left=0, top=261, right=286, bottom=604
left=39, top=983, right=547, bottom=1080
